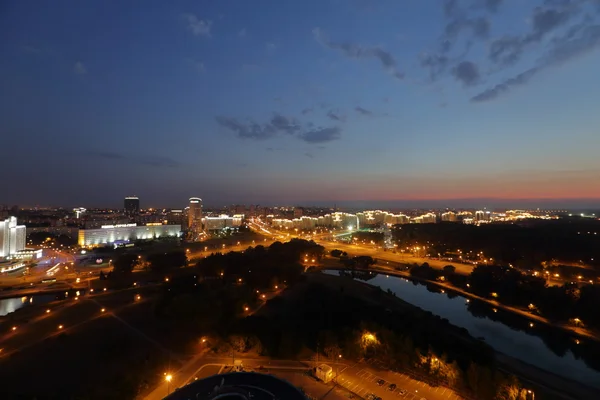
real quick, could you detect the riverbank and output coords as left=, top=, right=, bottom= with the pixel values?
left=323, top=264, right=600, bottom=343
left=310, top=271, right=600, bottom=400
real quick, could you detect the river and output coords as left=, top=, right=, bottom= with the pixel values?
left=324, top=269, right=600, bottom=388
left=0, top=294, right=56, bottom=317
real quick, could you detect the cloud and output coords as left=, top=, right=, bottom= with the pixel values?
left=488, top=2, right=580, bottom=66
left=313, top=28, right=404, bottom=80
left=326, top=110, right=345, bottom=122
left=299, top=127, right=341, bottom=143
left=301, top=108, right=313, bottom=115
left=216, top=116, right=276, bottom=140
left=266, top=42, right=277, bottom=51
left=266, top=147, right=274, bottom=152
left=183, top=13, right=212, bottom=37
left=195, top=62, right=205, bottom=73
left=304, top=152, right=315, bottom=159
left=355, top=106, right=373, bottom=116
left=238, top=28, right=247, bottom=38
left=473, top=21, right=600, bottom=102
left=270, top=113, right=301, bottom=134
left=217, top=112, right=342, bottom=144
left=471, top=67, right=538, bottom=102
left=73, top=61, right=86, bottom=75
left=452, top=60, right=480, bottom=86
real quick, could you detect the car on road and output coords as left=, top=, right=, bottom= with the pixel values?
left=376, top=378, right=385, bottom=386
left=399, top=388, right=408, bottom=395
left=388, top=383, right=397, bottom=391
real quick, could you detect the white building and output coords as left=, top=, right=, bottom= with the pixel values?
left=78, top=223, right=181, bottom=247
left=441, top=211, right=457, bottom=222
left=202, top=215, right=243, bottom=231
left=0, top=217, right=26, bottom=259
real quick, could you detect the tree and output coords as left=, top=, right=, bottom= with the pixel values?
left=147, top=251, right=187, bottom=273
left=324, top=344, right=341, bottom=360
left=330, top=249, right=343, bottom=258
left=229, top=335, right=248, bottom=352
left=443, top=265, right=456, bottom=275
left=113, top=254, right=138, bottom=276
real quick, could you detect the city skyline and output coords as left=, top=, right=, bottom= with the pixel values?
left=2, top=0, right=600, bottom=206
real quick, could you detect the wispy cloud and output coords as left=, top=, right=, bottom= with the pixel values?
left=355, top=106, right=373, bottom=116
left=313, top=28, right=404, bottom=80
left=195, top=61, right=205, bottom=73
left=301, top=108, right=313, bottom=115
left=216, top=113, right=342, bottom=144
left=74, top=61, right=87, bottom=75
left=238, top=28, right=247, bottom=38
left=299, top=127, right=341, bottom=144
left=182, top=13, right=212, bottom=37
left=326, top=110, right=346, bottom=122
left=473, top=20, right=600, bottom=102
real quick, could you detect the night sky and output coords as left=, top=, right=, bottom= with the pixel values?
left=2, top=0, right=600, bottom=209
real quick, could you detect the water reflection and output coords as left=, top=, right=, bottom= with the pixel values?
left=0, top=294, right=56, bottom=317
left=325, top=269, right=600, bottom=388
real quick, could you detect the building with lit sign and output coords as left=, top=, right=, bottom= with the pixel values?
left=78, top=223, right=181, bottom=247
left=124, top=196, right=140, bottom=215
left=188, top=197, right=203, bottom=239
left=0, top=217, right=26, bottom=259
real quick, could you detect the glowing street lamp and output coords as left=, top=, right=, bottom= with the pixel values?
left=165, top=373, right=173, bottom=395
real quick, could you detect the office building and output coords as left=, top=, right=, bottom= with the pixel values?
left=78, top=223, right=181, bottom=247
left=124, top=196, right=140, bottom=215
left=188, top=197, right=203, bottom=236
left=0, top=217, right=26, bottom=259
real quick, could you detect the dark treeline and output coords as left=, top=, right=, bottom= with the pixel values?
left=234, top=280, right=527, bottom=400
left=410, top=263, right=600, bottom=331
left=149, top=239, right=530, bottom=399
left=392, top=218, right=600, bottom=271
left=152, top=239, right=326, bottom=347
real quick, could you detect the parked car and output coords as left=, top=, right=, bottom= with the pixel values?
left=388, top=383, right=397, bottom=391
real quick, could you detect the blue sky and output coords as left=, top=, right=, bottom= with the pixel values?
left=1, top=0, right=600, bottom=208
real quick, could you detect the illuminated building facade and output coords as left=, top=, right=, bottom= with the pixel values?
left=188, top=197, right=203, bottom=237
left=202, top=214, right=243, bottom=231
left=0, top=217, right=26, bottom=259
left=78, top=223, right=181, bottom=247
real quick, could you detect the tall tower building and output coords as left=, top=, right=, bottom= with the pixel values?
left=188, top=197, right=203, bottom=238
left=124, top=196, right=140, bottom=215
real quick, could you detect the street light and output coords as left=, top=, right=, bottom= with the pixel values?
left=165, top=373, right=173, bottom=395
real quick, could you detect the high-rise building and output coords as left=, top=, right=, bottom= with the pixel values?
left=188, top=197, right=203, bottom=237
left=124, top=196, right=140, bottom=215
left=0, top=217, right=26, bottom=259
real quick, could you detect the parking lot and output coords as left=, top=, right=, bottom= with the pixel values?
left=336, top=365, right=462, bottom=400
